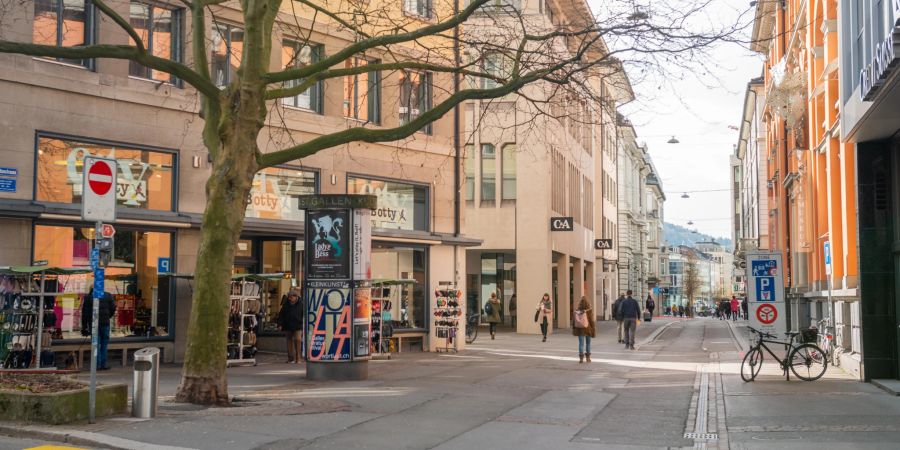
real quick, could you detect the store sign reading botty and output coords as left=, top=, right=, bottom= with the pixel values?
left=64, top=147, right=152, bottom=206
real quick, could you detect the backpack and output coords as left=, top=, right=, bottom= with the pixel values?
left=484, top=301, right=494, bottom=315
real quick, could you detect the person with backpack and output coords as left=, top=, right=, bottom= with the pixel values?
left=484, top=292, right=501, bottom=340
left=80, top=288, right=117, bottom=370
left=645, top=294, right=656, bottom=321
left=620, top=290, right=641, bottom=350
left=572, top=296, right=595, bottom=363
left=613, top=293, right=625, bottom=343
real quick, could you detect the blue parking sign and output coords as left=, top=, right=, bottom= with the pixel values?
left=158, top=257, right=171, bottom=273
left=756, top=276, right=775, bottom=302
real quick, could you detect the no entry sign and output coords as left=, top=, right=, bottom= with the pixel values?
left=756, top=304, right=778, bottom=325
left=82, top=157, right=117, bottom=222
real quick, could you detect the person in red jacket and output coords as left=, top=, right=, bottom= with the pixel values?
left=730, top=296, right=740, bottom=321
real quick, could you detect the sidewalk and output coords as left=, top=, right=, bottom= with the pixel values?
left=0, top=319, right=674, bottom=450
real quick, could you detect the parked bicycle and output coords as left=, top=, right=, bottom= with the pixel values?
left=741, top=326, right=828, bottom=382
left=814, top=317, right=842, bottom=368
left=465, top=312, right=479, bottom=344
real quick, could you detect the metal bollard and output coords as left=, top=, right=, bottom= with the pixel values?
left=132, top=347, right=160, bottom=418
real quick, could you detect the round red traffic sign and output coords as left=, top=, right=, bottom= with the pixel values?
left=756, top=304, right=777, bottom=325
left=87, top=160, right=114, bottom=196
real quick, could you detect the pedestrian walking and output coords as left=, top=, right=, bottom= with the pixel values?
left=572, top=296, right=595, bottom=363
left=620, top=290, right=641, bottom=350
left=671, top=304, right=677, bottom=318
left=730, top=296, right=740, bottom=322
left=80, top=288, right=116, bottom=370
left=509, top=294, right=517, bottom=328
left=645, top=294, right=655, bottom=318
left=485, top=292, right=502, bottom=339
left=613, top=293, right=625, bottom=343
left=741, top=297, right=748, bottom=320
left=277, top=289, right=304, bottom=363
left=536, top=293, right=552, bottom=342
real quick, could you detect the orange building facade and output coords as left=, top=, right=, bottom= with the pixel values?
left=750, top=0, right=862, bottom=376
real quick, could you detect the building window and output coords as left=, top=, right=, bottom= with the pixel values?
left=501, top=144, right=516, bottom=200
left=245, top=167, right=318, bottom=221
left=33, top=224, right=173, bottom=339
left=281, top=40, right=323, bottom=112
left=481, top=144, right=496, bottom=203
left=348, top=176, right=429, bottom=231
left=128, top=2, right=182, bottom=83
left=36, top=135, right=176, bottom=212
left=465, top=144, right=475, bottom=201
left=211, top=23, right=243, bottom=88
left=583, top=176, right=592, bottom=230
left=32, top=0, right=95, bottom=67
left=403, top=0, right=433, bottom=18
left=343, top=58, right=381, bottom=124
left=399, top=70, right=433, bottom=133
left=482, top=53, right=509, bottom=89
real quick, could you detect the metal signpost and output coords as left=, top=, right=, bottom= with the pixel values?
left=82, top=156, right=116, bottom=424
left=823, top=241, right=834, bottom=332
left=746, top=251, right=787, bottom=336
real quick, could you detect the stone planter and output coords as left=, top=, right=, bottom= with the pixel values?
left=0, top=383, right=127, bottom=424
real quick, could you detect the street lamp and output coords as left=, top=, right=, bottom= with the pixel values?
left=667, top=136, right=680, bottom=144
left=681, top=192, right=690, bottom=199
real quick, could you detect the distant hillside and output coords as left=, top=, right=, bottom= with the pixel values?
left=663, top=222, right=732, bottom=250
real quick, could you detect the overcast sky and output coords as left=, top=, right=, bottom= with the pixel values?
left=593, top=0, right=763, bottom=239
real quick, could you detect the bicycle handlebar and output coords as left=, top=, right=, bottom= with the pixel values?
left=746, top=326, right=776, bottom=339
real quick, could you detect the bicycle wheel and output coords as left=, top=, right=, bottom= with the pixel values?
left=741, top=347, right=763, bottom=382
left=465, top=325, right=477, bottom=344
left=789, top=343, right=828, bottom=381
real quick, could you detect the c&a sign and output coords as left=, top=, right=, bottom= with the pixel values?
left=550, top=217, right=574, bottom=231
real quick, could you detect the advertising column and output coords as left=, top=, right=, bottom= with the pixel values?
left=299, top=195, right=376, bottom=381
left=746, top=251, right=787, bottom=336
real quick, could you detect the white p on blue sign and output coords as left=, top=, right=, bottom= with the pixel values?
left=756, top=277, right=775, bottom=301
left=158, top=257, right=171, bottom=273
left=823, top=241, right=832, bottom=275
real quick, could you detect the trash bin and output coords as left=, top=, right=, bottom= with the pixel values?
left=132, top=347, right=160, bottom=418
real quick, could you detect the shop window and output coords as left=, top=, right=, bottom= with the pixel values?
left=347, top=176, right=428, bottom=231
left=403, top=0, right=433, bottom=18
left=128, top=1, right=182, bottom=84
left=464, top=144, right=475, bottom=201
left=501, top=144, right=516, bottom=200
left=343, top=57, right=381, bottom=124
left=399, top=70, right=433, bottom=134
left=281, top=39, right=323, bottom=112
left=245, top=167, right=317, bottom=221
left=33, top=224, right=173, bottom=339
left=258, top=240, right=297, bottom=333
left=33, top=0, right=95, bottom=67
left=371, top=245, right=426, bottom=330
left=35, top=136, right=175, bottom=212
left=481, top=144, right=496, bottom=203
left=211, top=23, right=243, bottom=88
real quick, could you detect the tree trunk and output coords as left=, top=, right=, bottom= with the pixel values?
left=175, top=118, right=260, bottom=405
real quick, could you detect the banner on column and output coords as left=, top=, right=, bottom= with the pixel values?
left=352, top=209, right=372, bottom=280
left=306, top=280, right=352, bottom=361
left=306, top=209, right=351, bottom=279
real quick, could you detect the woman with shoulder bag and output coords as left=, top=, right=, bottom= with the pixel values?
left=485, top=292, right=502, bottom=340
left=536, top=293, right=552, bottom=342
left=572, top=296, right=595, bottom=363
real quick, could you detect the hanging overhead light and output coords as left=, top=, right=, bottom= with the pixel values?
left=681, top=193, right=690, bottom=199
left=687, top=221, right=694, bottom=226
left=667, top=136, right=680, bottom=144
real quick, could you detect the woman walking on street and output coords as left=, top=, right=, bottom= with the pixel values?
left=730, top=296, right=740, bottom=322
left=573, top=296, right=595, bottom=363
left=278, top=289, right=304, bottom=363
left=536, top=293, right=552, bottom=342
left=485, top=292, right=502, bottom=339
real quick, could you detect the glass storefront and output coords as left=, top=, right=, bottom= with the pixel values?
left=32, top=224, right=173, bottom=339
left=347, top=176, right=428, bottom=231
left=245, top=167, right=317, bottom=221
left=36, top=135, right=176, bottom=211
left=371, top=244, right=426, bottom=330
left=478, top=253, right=516, bottom=324
left=230, top=238, right=300, bottom=334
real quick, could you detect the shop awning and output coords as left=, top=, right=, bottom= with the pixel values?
left=0, top=266, right=91, bottom=275
left=372, top=279, right=418, bottom=286
left=232, top=273, right=290, bottom=282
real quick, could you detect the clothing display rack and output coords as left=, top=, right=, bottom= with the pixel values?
left=433, top=282, right=461, bottom=353
left=370, top=279, right=417, bottom=359
left=0, top=266, right=89, bottom=369
left=227, top=278, right=261, bottom=366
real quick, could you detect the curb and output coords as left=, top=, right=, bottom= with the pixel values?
left=636, top=320, right=678, bottom=349
left=0, top=423, right=197, bottom=450
left=725, top=320, right=749, bottom=352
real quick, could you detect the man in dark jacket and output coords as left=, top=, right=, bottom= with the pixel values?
left=612, top=294, right=625, bottom=343
left=620, top=290, right=641, bottom=350
left=81, top=289, right=116, bottom=370
left=278, top=289, right=304, bottom=363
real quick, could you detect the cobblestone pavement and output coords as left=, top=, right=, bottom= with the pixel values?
left=3, top=317, right=899, bottom=450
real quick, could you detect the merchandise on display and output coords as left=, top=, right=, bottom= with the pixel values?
left=433, top=284, right=462, bottom=353
left=227, top=279, right=261, bottom=366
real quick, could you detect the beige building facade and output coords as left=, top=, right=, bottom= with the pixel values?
left=0, top=0, right=474, bottom=361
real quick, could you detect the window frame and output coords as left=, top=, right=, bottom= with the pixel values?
left=128, top=1, right=184, bottom=85
left=210, top=22, right=243, bottom=88
left=403, top=0, right=434, bottom=19
left=480, top=143, right=496, bottom=204
left=246, top=165, right=320, bottom=221
left=32, top=0, right=97, bottom=69
left=343, top=57, right=382, bottom=124
left=33, top=131, right=179, bottom=213
left=346, top=173, right=431, bottom=232
left=280, top=38, right=324, bottom=113
left=464, top=144, right=476, bottom=202
left=500, top=143, right=516, bottom=201
left=399, top=70, right=433, bottom=134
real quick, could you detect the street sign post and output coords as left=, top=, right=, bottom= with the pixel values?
left=746, top=251, right=786, bottom=336
left=82, top=157, right=116, bottom=424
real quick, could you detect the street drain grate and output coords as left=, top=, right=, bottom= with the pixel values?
left=684, top=433, right=718, bottom=440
